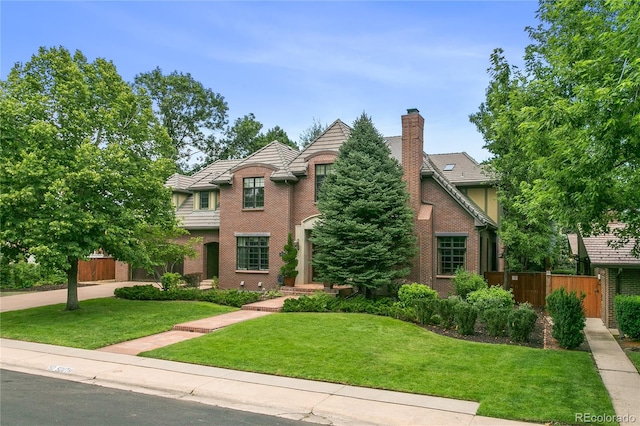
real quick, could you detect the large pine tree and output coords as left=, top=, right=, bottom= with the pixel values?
left=311, top=114, right=416, bottom=296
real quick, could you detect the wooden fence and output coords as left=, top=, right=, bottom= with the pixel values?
left=77, top=258, right=115, bottom=282
left=484, top=271, right=601, bottom=317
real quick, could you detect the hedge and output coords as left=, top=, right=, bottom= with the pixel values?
left=614, top=295, right=640, bottom=339
left=114, top=285, right=260, bottom=307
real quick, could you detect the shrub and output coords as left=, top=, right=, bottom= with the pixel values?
left=614, top=295, right=640, bottom=339
left=467, top=286, right=515, bottom=320
left=114, top=285, right=260, bottom=307
left=453, top=301, right=478, bottom=335
left=114, top=285, right=163, bottom=300
left=508, top=303, right=538, bottom=342
left=546, top=287, right=586, bottom=349
left=397, top=283, right=438, bottom=308
left=200, top=289, right=260, bottom=307
left=452, top=269, right=488, bottom=300
left=182, top=273, right=202, bottom=288
left=437, top=296, right=462, bottom=329
left=414, top=299, right=439, bottom=325
left=484, top=307, right=511, bottom=337
left=282, top=293, right=334, bottom=312
left=160, top=272, right=182, bottom=291
left=0, top=260, right=66, bottom=289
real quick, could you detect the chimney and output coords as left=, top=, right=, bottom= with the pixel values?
left=401, top=108, right=424, bottom=212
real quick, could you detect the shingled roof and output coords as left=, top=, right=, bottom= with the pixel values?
left=428, top=152, right=492, bottom=186
left=289, top=119, right=351, bottom=175
left=582, top=223, right=640, bottom=267
left=214, top=141, right=299, bottom=184
left=174, top=196, right=221, bottom=229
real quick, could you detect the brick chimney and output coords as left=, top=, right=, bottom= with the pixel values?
left=401, top=108, right=424, bottom=212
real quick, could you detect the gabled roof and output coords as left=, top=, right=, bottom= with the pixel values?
left=188, top=159, right=241, bottom=190
left=165, top=173, right=196, bottom=193
left=289, top=119, right=351, bottom=175
left=214, top=141, right=300, bottom=184
left=581, top=223, right=639, bottom=267
left=428, top=152, right=492, bottom=186
left=174, top=196, right=220, bottom=229
left=423, top=157, right=497, bottom=229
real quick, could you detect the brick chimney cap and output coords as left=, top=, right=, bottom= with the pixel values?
left=406, top=108, right=420, bottom=115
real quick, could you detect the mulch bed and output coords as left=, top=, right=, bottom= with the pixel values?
left=421, top=308, right=590, bottom=351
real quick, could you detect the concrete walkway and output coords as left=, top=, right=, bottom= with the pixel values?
left=583, top=318, right=640, bottom=426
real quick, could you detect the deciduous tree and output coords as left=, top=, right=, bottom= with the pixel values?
left=134, top=67, right=228, bottom=173
left=0, top=46, right=180, bottom=310
left=311, top=114, right=416, bottom=297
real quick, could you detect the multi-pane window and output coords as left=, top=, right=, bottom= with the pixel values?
left=438, top=236, right=466, bottom=275
left=243, top=177, right=264, bottom=209
left=315, top=164, right=333, bottom=201
left=236, top=237, right=269, bottom=271
left=199, top=191, right=210, bottom=210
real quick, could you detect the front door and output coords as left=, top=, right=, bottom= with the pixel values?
left=205, top=242, right=219, bottom=279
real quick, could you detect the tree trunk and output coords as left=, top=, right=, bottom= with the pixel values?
left=66, top=257, right=80, bottom=311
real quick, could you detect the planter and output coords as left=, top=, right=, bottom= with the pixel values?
left=283, top=276, right=296, bottom=287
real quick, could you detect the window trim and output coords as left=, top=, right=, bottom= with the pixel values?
left=243, top=177, right=265, bottom=209
left=236, top=235, right=269, bottom=271
left=437, top=235, right=467, bottom=275
left=199, top=191, right=210, bottom=210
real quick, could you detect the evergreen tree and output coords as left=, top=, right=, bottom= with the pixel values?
left=311, top=114, right=416, bottom=297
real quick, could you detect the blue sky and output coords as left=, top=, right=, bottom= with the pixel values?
left=1, top=1, right=539, bottom=162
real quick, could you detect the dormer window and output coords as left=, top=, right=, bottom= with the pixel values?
left=195, top=191, right=219, bottom=211
left=199, top=191, right=210, bottom=210
left=444, top=164, right=455, bottom=171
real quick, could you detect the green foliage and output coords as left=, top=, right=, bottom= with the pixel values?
left=311, top=114, right=417, bottom=296
left=262, top=288, right=283, bottom=300
left=114, top=285, right=260, bottom=308
left=483, top=307, right=511, bottom=337
left=614, top=295, right=640, bottom=339
left=182, top=273, right=202, bottom=288
left=160, top=272, right=182, bottom=291
left=133, top=67, right=228, bottom=174
left=508, top=303, right=538, bottom=342
left=217, top=114, right=298, bottom=161
left=414, top=299, right=440, bottom=325
left=452, top=269, right=488, bottom=300
left=282, top=293, right=334, bottom=313
left=546, top=288, right=586, bottom=350
left=0, top=46, right=178, bottom=310
left=279, top=233, right=298, bottom=278
left=467, top=286, right=515, bottom=320
left=0, top=260, right=66, bottom=289
left=436, top=296, right=462, bottom=329
left=397, top=283, right=438, bottom=308
left=453, top=301, right=478, bottom=335
left=472, top=0, right=640, bottom=256
left=299, top=117, right=327, bottom=148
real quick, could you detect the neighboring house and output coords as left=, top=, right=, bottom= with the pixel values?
left=120, top=109, right=499, bottom=295
left=571, top=223, right=640, bottom=327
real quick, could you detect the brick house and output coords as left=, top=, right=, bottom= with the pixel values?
left=122, top=109, right=499, bottom=295
left=572, top=223, right=640, bottom=327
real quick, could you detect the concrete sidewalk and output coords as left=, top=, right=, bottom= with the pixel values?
left=0, top=338, right=536, bottom=426
left=583, top=318, right=640, bottom=426
left=0, top=281, right=143, bottom=313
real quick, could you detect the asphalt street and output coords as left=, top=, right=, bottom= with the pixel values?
left=0, top=369, right=305, bottom=426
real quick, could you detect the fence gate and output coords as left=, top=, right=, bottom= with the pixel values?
left=77, top=258, right=115, bottom=282
left=484, top=272, right=546, bottom=307
left=548, top=275, right=601, bottom=318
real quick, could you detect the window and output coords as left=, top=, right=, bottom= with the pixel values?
left=237, top=236, right=269, bottom=270
left=438, top=236, right=466, bottom=275
left=443, top=164, right=455, bottom=171
left=315, top=163, right=333, bottom=201
left=243, top=177, right=264, bottom=209
left=199, top=191, right=210, bottom=210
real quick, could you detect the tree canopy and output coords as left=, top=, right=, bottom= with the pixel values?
left=299, top=118, right=327, bottom=148
left=473, top=0, right=640, bottom=256
left=217, top=113, right=297, bottom=160
left=0, top=46, right=181, bottom=309
left=311, top=114, right=416, bottom=296
left=134, top=67, right=228, bottom=174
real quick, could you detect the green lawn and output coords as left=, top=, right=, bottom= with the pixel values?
left=0, top=298, right=236, bottom=349
left=143, top=312, right=616, bottom=425
left=627, top=350, right=640, bottom=372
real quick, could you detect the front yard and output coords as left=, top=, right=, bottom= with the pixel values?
left=142, top=312, right=615, bottom=425
left=0, top=298, right=235, bottom=349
